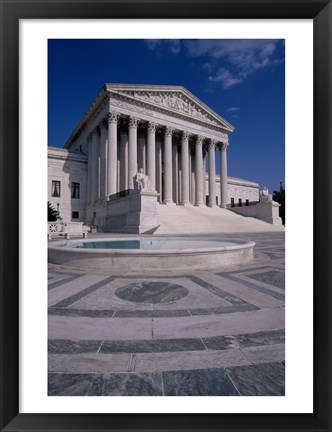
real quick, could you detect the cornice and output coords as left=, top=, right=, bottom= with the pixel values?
left=48, top=146, right=87, bottom=162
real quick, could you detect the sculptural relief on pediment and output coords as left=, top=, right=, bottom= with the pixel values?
left=116, top=90, right=220, bottom=125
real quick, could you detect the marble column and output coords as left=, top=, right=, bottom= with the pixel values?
left=202, top=148, right=207, bottom=205
left=119, top=125, right=128, bottom=191
left=220, top=142, right=229, bottom=208
left=128, top=117, right=139, bottom=189
left=195, top=136, right=204, bottom=206
left=137, top=132, right=146, bottom=173
left=91, top=127, right=99, bottom=203
left=107, top=112, right=118, bottom=196
left=147, top=122, right=156, bottom=189
left=172, top=145, right=178, bottom=204
left=99, top=120, right=108, bottom=199
left=163, top=126, right=174, bottom=204
left=181, top=132, right=190, bottom=205
left=87, top=133, right=92, bottom=204
left=155, top=134, right=162, bottom=203
left=96, top=126, right=101, bottom=200
left=208, top=140, right=217, bottom=207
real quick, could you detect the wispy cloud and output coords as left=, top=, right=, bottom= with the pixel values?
left=145, top=39, right=181, bottom=54
left=144, top=39, right=284, bottom=89
left=227, top=107, right=240, bottom=112
left=208, top=68, right=243, bottom=89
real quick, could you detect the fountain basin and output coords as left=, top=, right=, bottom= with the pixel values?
left=48, top=237, right=255, bottom=271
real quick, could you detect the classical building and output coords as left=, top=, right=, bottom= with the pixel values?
left=48, top=84, right=263, bottom=232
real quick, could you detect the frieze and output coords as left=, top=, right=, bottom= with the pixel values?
left=129, top=91, right=219, bottom=125
left=110, top=98, right=153, bottom=116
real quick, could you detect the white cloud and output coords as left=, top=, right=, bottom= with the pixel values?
left=227, top=107, right=240, bottom=112
left=185, top=39, right=283, bottom=88
left=209, top=68, right=243, bottom=89
left=144, top=39, right=181, bottom=54
left=144, top=39, right=284, bottom=89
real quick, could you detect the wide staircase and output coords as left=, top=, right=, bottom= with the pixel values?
left=155, top=204, right=284, bottom=235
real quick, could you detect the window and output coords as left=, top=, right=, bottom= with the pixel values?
left=51, top=180, right=61, bottom=197
left=71, top=182, right=80, bottom=199
left=72, top=211, right=79, bottom=219
left=231, top=198, right=235, bottom=207
left=246, top=199, right=249, bottom=206
left=238, top=198, right=242, bottom=207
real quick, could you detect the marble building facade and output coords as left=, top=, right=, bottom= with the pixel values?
left=48, top=84, right=260, bottom=229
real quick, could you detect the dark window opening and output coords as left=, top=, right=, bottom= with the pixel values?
left=72, top=211, right=79, bottom=219
left=71, top=182, right=80, bottom=199
left=239, top=198, right=242, bottom=207
left=231, top=198, right=235, bottom=207
left=51, top=180, right=61, bottom=197
left=245, top=199, right=249, bottom=206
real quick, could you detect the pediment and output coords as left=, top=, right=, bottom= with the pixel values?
left=106, top=84, right=234, bottom=132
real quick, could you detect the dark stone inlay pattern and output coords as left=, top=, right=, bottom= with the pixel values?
left=246, top=270, right=285, bottom=289
left=87, top=372, right=163, bottom=396
left=48, top=373, right=96, bottom=396
left=189, top=303, right=259, bottom=316
left=48, top=339, right=103, bottom=354
left=203, top=329, right=285, bottom=351
left=48, top=273, right=85, bottom=291
left=48, top=308, right=116, bottom=318
left=51, top=275, right=117, bottom=308
left=187, top=275, right=247, bottom=304
left=100, top=338, right=205, bottom=354
left=113, top=309, right=191, bottom=318
left=115, top=282, right=189, bottom=304
left=226, top=362, right=285, bottom=396
left=49, top=329, right=284, bottom=355
left=218, top=272, right=285, bottom=301
left=48, top=302, right=259, bottom=319
left=162, top=368, right=239, bottom=396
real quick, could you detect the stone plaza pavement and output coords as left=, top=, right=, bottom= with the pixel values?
left=48, top=232, right=285, bottom=396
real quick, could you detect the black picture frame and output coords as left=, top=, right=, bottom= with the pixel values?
left=1, top=1, right=331, bottom=431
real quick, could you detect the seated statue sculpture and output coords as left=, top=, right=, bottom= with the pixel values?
left=135, top=169, right=152, bottom=189
left=260, top=187, right=273, bottom=202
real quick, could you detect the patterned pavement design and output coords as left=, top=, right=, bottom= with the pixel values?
left=48, top=232, right=285, bottom=396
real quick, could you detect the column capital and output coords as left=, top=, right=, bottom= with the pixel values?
left=108, top=112, right=119, bottom=124
left=196, top=135, right=204, bottom=145
left=219, top=142, right=229, bottom=151
left=209, top=139, right=217, bottom=150
left=182, top=131, right=191, bottom=141
left=165, top=125, right=174, bottom=137
left=129, top=116, right=140, bottom=128
left=148, top=121, right=157, bottom=133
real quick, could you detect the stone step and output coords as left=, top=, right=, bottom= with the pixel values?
left=155, top=204, right=284, bottom=234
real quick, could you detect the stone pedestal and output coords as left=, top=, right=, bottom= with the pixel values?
left=106, top=188, right=160, bottom=234
left=255, top=200, right=283, bottom=226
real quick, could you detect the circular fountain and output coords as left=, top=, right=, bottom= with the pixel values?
left=48, top=236, right=255, bottom=271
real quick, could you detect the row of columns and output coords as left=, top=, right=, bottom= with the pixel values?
left=87, top=112, right=229, bottom=208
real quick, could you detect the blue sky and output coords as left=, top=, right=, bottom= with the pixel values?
left=48, top=39, right=285, bottom=193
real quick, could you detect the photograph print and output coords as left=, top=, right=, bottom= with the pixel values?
left=47, top=39, right=285, bottom=397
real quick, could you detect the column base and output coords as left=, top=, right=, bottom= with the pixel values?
left=220, top=203, right=227, bottom=209
left=162, top=200, right=176, bottom=206
left=194, top=203, right=205, bottom=207
left=208, top=203, right=217, bottom=208
left=180, top=202, right=191, bottom=207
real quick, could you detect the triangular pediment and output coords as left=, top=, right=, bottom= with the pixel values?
left=106, top=84, right=234, bottom=132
